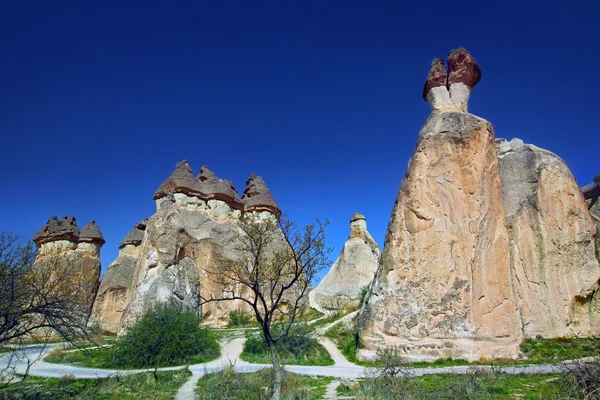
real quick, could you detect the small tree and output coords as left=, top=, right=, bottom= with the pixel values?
left=203, top=214, right=330, bottom=400
left=0, top=233, right=93, bottom=387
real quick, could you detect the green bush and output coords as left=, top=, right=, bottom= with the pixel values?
left=228, top=309, right=253, bottom=327
left=242, top=324, right=333, bottom=366
left=110, top=301, right=219, bottom=368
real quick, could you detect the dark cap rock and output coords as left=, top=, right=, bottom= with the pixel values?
left=242, top=173, right=281, bottom=217
left=197, top=166, right=244, bottom=209
left=80, top=220, right=105, bottom=245
left=581, top=173, right=600, bottom=200
left=119, top=219, right=148, bottom=249
left=33, top=216, right=80, bottom=246
left=350, top=212, right=366, bottom=223
left=153, top=160, right=198, bottom=200
left=422, top=58, right=448, bottom=101
left=447, top=47, right=482, bottom=89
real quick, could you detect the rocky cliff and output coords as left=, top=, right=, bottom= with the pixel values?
left=33, top=216, right=104, bottom=314
left=89, top=220, right=146, bottom=333
left=358, top=48, right=521, bottom=362
left=309, top=213, right=380, bottom=314
left=497, top=139, right=600, bottom=337
left=111, top=161, right=281, bottom=333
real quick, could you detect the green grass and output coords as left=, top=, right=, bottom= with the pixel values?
left=45, top=342, right=220, bottom=369
left=300, top=307, right=325, bottom=322
left=196, top=366, right=333, bottom=399
left=0, top=369, right=191, bottom=400
left=339, top=372, right=569, bottom=400
left=240, top=334, right=334, bottom=366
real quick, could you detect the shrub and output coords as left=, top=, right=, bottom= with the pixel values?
left=359, top=286, right=369, bottom=307
left=111, top=301, right=219, bottom=368
left=559, top=360, right=600, bottom=399
left=228, top=309, right=252, bottom=327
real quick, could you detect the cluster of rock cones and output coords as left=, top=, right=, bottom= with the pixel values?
left=31, top=48, right=600, bottom=362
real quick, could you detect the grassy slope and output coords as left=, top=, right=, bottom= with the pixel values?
left=196, top=367, right=332, bottom=400
left=0, top=370, right=190, bottom=400
left=240, top=339, right=334, bottom=366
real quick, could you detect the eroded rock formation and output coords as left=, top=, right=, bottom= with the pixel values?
left=358, top=48, right=521, bottom=362
left=115, top=162, right=281, bottom=333
left=33, top=216, right=104, bottom=314
left=309, top=213, right=380, bottom=314
left=89, top=220, right=146, bottom=333
left=497, top=139, right=600, bottom=337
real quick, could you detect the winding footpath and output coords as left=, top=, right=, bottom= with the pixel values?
left=0, top=316, right=581, bottom=400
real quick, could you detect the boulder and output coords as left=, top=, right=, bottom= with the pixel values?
left=497, top=138, right=600, bottom=337
left=358, top=49, right=521, bottom=362
left=309, top=213, right=380, bottom=314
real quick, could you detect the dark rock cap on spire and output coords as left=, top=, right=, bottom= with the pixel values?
left=153, top=160, right=198, bottom=200
left=422, top=58, right=447, bottom=101
left=197, top=166, right=244, bottom=209
left=33, top=216, right=80, bottom=246
left=447, top=47, right=482, bottom=89
left=119, top=219, right=148, bottom=249
left=581, top=173, right=600, bottom=200
left=241, top=173, right=281, bottom=217
left=350, top=212, right=366, bottom=223
left=80, top=220, right=105, bottom=245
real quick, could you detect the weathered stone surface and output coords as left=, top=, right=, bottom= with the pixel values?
left=242, top=173, right=281, bottom=217
left=357, top=110, right=521, bottom=362
left=89, top=221, right=147, bottom=333
left=498, top=138, right=600, bottom=337
left=582, top=173, right=600, bottom=200
left=422, top=58, right=447, bottom=101
left=33, top=216, right=80, bottom=245
left=309, top=213, right=380, bottom=314
left=33, top=217, right=103, bottom=317
left=114, top=162, right=284, bottom=333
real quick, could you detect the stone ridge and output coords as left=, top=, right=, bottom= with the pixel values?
left=241, top=173, right=281, bottom=217
left=79, top=221, right=105, bottom=245
left=119, top=219, right=147, bottom=249
left=33, top=216, right=81, bottom=246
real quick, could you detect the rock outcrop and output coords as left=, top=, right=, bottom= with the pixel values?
left=358, top=48, right=521, bottom=362
left=33, top=216, right=104, bottom=314
left=89, top=220, right=146, bottom=333
left=309, top=213, right=380, bottom=314
left=497, top=139, right=600, bottom=337
left=115, top=162, right=281, bottom=333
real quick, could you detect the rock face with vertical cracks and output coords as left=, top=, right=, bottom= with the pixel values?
left=309, top=213, right=380, bottom=314
left=497, top=138, right=600, bottom=337
left=357, top=111, right=521, bottom=362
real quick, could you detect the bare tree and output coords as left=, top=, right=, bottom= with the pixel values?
left=203, top=214, right=331, bottom=400
left=0, top=233, right=94, bottom=387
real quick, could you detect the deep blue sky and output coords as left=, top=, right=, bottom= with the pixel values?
left=1, top=1, right=598, bottom=280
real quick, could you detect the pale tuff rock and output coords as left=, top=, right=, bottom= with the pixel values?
left=497, top=138, right=600, bottom=337
left=358, top=50, right=521, bottom=362
left=309, top=213, right=380, bottom=314
left=115, top=161, right=281, bottom=333
left=33, top=216, right=103, bottom=315
left=89, top=221, right=147, bottom=333
left=423, top=48, right=481, bottom=113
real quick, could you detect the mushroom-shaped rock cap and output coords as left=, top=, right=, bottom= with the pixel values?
left=33, top=216, right=80, bottom=246
left=422, top=58, right=447, bottom=101
left=80, top=221, right=105, bottom=245
left=242, top=173, right=281, bottom=217
left=153, top=160, right=198, bottom=200
left=350, top=212, right=366, bottom=223
left=119, top=219, right=147, bottom=248
left=197, top=166, right=243, bottom=209
left=447, top=47, right=482, bottom=88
